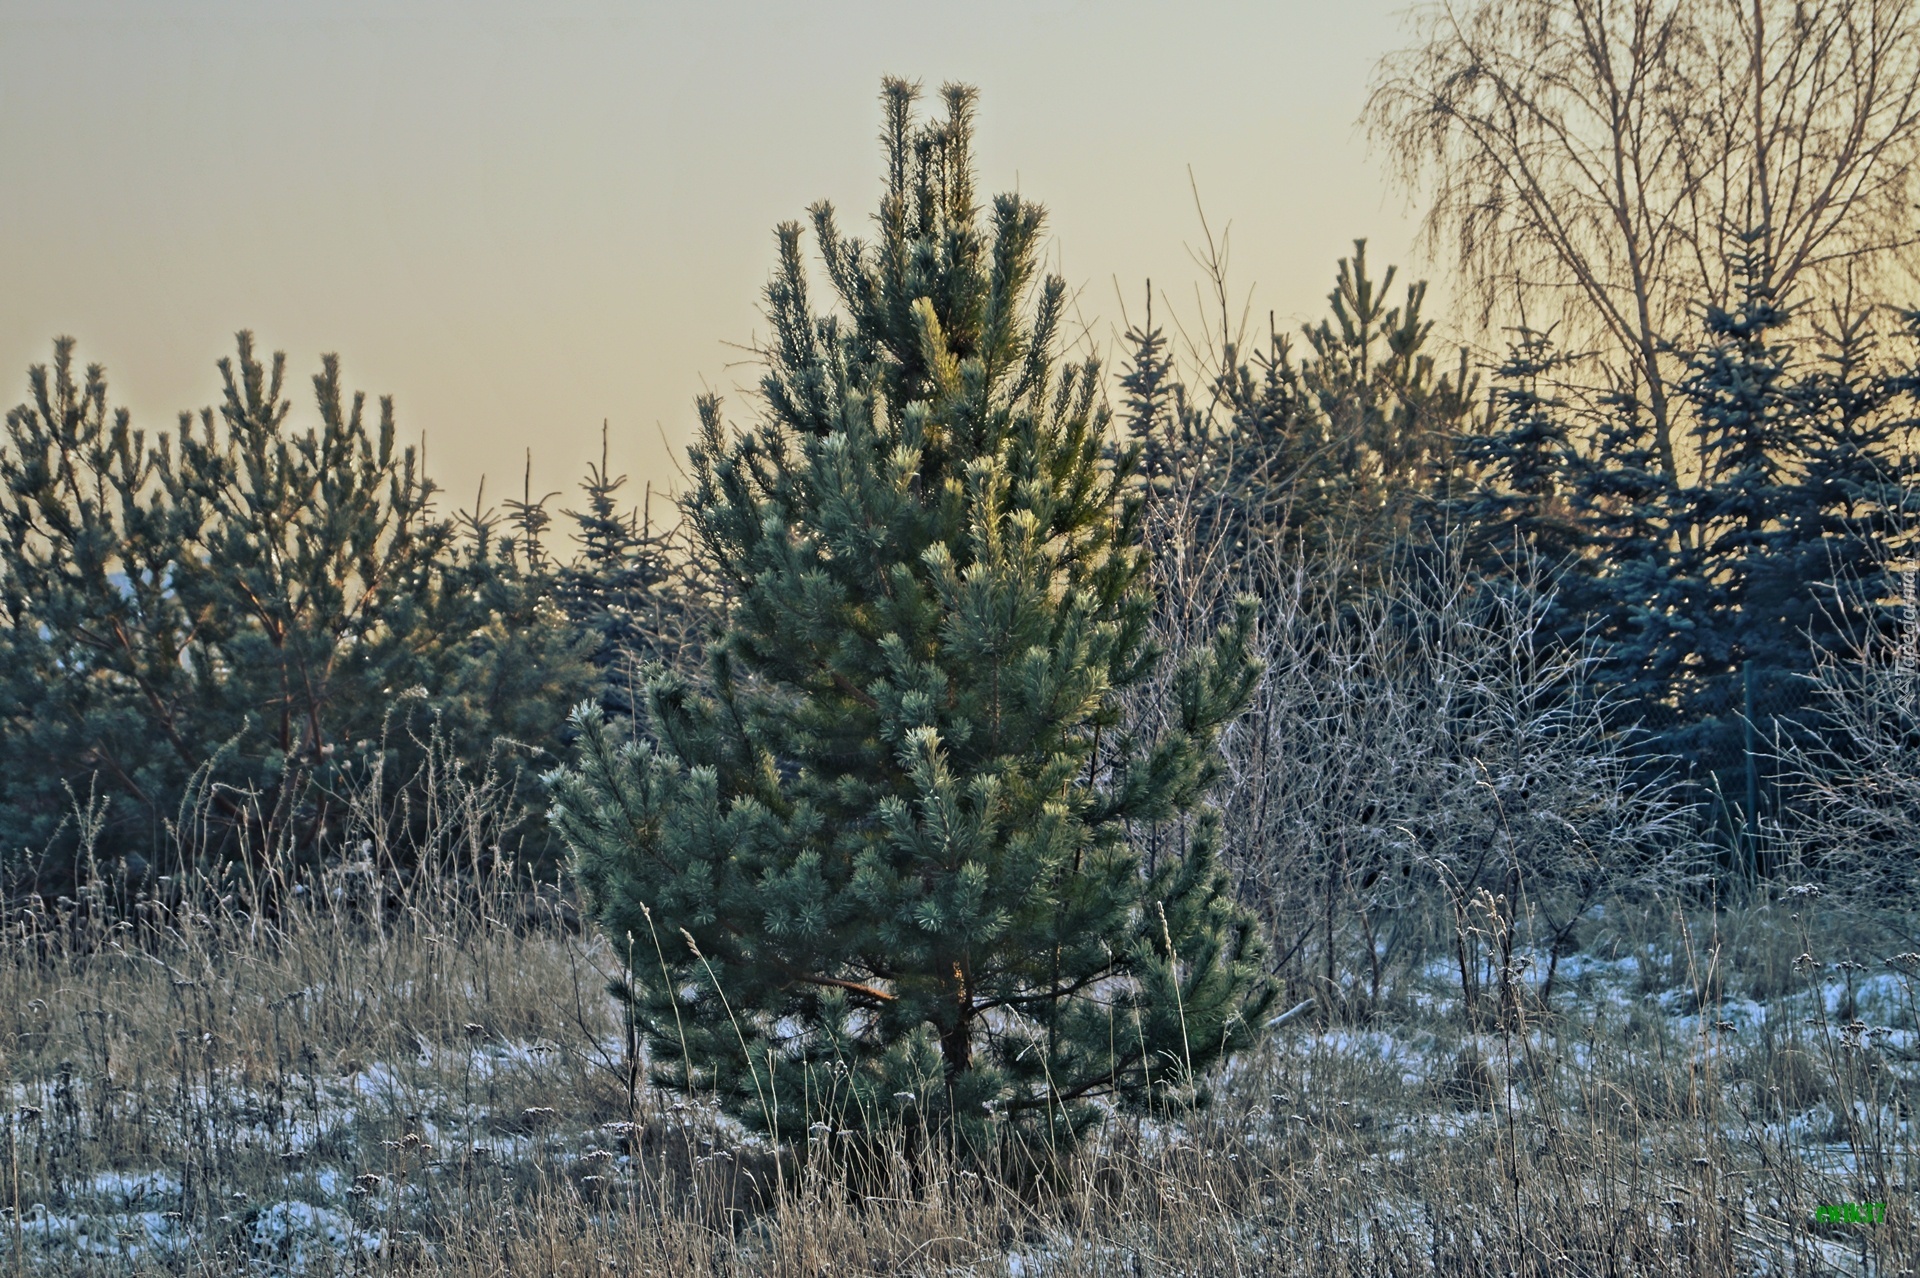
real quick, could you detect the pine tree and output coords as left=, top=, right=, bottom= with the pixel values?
left=1121, top=242, right=1480, bottom=583
left=558, top=426, right=708, bottom=718
left=1288, top=242, right=1479, bottom=567
left=549, top=81, right=1274, bottom=1156
left=0, top=334, right=594, bottom=891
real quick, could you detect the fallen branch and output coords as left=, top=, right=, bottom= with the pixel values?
left=1266, top=998, right=1316, bottom=1030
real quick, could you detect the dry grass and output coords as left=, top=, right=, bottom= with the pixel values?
left=0, top=861, right=1912, bottom=1276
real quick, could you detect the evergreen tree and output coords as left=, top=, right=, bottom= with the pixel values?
left=433, top=478, right=604, bottom=877
left=1114, top=243, right=1480, bottom=583
left=1116, top=287, right=1207, bottom=511
left=1286, top=242, right=1479, bottom=567
left=1200, top=325, right=1316, bottom=565
left=0, top=335, right=593, bottom=891
left=1536, top=238, right=1920, bottom=861
left=549, top=81, right=1274, bottom=1155
left=558, top=426, right=708, bottom=717
left=1457, top=328, right=1584, bottom=571
left=1789, top=301, right=1917, bottom=658
left=1622, top=245, right=1811, bottom=799
left=1551, top=382, right=1688, bottom=726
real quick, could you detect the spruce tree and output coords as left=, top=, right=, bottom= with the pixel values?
left=1458, top=328, right=1583, bottom=571
left=1547, top=239, right=1920, bottom=862
left=1788, top=302, right=1917, bottom=663
left=1116, top=289, right=1207, bottom=512
left=550, top=81, right=1274, bottom=1154
left=1633, top=245, right=1813, bottom=800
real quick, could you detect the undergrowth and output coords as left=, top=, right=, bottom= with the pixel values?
left=0, top=858, right=1912, bottom=1276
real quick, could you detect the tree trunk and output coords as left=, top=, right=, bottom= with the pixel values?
left=940, top=959, right=973, bottom=1081
left=939, top=1016, right=973, bottom=1081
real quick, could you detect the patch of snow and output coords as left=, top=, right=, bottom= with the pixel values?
left=84, top=1169, right=180, bottom=1207
left=250, top=1198, right=383, bottom=1272
left=14, top=1203, right=187, bottom=1261
left=349, top=1059, right=411, bottom=1100
left=1852, top=973, right=1915, bottom=1025
left=1305, top=1029, right=1407, bottom=1062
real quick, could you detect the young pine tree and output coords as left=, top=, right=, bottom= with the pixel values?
left=0, top=335, right=592, bottom=891
left=1133, top=242, right=1480, bottom=583
left=558, top=426, right=708, bottom=715
left=549, top=81, right=1274, bottom=1155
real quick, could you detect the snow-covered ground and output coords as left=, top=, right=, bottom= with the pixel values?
left=4, top=935, right=1913, bottom=1275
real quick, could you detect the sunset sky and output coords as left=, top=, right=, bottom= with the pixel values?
left=2, top=0, right=1429, bottom=516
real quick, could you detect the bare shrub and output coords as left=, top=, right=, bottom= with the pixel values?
left=1774, top=568, right=1920, bottom=914
left=1138, top=518, right=1702, bottom=1022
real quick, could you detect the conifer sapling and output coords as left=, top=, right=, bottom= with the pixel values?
left=549, top=80, right=1275, bottom=1154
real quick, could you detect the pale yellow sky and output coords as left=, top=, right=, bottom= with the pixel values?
left=2, top=0, right=1433, bottom=520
